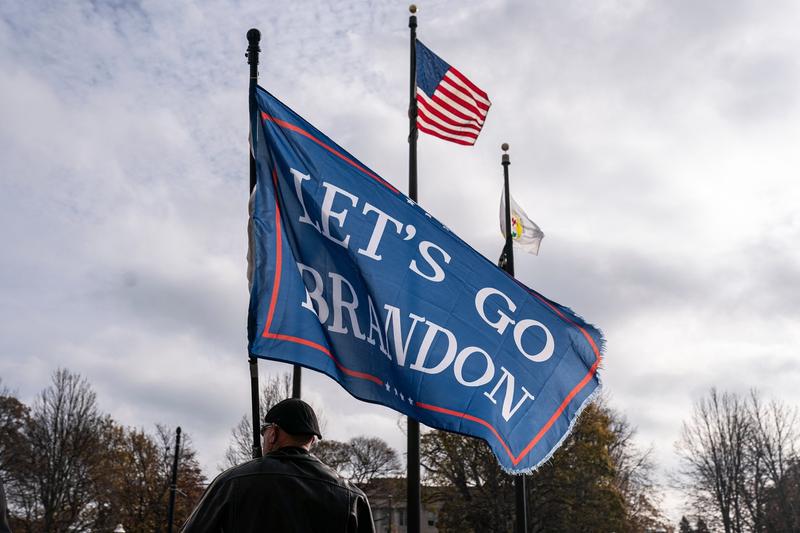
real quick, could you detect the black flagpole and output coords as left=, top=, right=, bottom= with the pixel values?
left=246, top=28, right=264, bottom=459
left=407, top=5, right=421, bottom=533
left=501, top=143, right=515, bottom=277
left=501, top=143, right=528, bottom=533
left=166, top=426, right=181, bottom=533
left=292, top=362, right=302, bottom=399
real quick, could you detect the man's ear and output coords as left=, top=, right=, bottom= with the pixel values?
left=269, top=427, right=280, bottom=447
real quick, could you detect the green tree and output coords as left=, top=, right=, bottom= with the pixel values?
left=528, top=402, right=627, bottom=533
left=421, top=428, right=514, bottom=533
left=421, top=400, right=663, bottom=532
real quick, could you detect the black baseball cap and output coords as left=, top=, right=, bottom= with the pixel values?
left=264, top=398, right=322, bottom=439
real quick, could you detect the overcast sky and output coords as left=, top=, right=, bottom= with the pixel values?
left=2, top=0, right=799, bottom=523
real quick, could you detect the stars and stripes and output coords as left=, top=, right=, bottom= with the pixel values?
left=415, top=40, right=491, bottom=146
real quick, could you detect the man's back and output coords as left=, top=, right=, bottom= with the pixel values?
left=182, top=447, right=374, bottom=532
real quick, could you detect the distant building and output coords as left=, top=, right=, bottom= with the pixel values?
left=362, top=478, right=442, bottom=533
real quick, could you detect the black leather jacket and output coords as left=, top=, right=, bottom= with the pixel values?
left=181, top=447, right=374, bottom=533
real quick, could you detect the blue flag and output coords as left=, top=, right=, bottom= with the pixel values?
left=248, top=86, right=604, bottom=473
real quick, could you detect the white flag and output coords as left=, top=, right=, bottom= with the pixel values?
left=499, top=192, right=544, bottom=255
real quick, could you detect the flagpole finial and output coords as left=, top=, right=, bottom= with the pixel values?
left=409, top=4, right=417, bottom=14
left=501, top=143, right=509, bottom=152
left=501, top=143, right=510, bottom=164
left=246, top=28, right=261, bottom=44
left=246, top=29, right=261, bottom=67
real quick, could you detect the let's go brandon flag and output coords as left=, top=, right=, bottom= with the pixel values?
left=247, top=86, right=603, bottom=473
left=415, top=40, right=490, bottom=146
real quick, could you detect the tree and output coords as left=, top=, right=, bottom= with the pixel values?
left=678, top=515, right=693, bottom=533
left=346, top=436, right=401, bottom=485
left=747, top=391, right=798, bottom=532
left=421, top=428, right=514, bottom=533
left=0, top=384, right=28, bottom=482
left=527, top=402, right=628, bottom=533
left=605, top=400, right=667, bottom=531
left=8, top=369, right=110, bottom=531
left=313, top=436, right=400, bottom=487
left=763, top=458, right=800, bottom=532
left=97, top=424, right=165, bottom=531
left=222, top=372, right=292, bottom=468
left=676, top=388, right=751, bottom=533
left=86, top=423, right=206, bottom=532
left=676, top=389, right=800, bottom=533
left=154, top=425, right=206, bottom=531
left=1, top=371, right=207, bottom=532
left=314, top=439, right=356, bottom=473
left=0, top=384, right=30, bottom=531
left=421, top=399, right=665, bottom=533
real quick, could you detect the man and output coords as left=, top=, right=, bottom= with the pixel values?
left=182, top=398, right=374, bottom=532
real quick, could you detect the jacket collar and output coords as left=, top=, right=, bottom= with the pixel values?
left=268, top=446, right=311, bottom=457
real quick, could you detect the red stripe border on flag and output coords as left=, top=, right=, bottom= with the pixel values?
left=261, top=113, right=398, bottom=194
left=256, top=114, right=601, bottom=466
left=260, top=166, right=384, bottom=387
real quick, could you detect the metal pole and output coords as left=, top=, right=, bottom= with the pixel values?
left=166, top=427, right=181, bottom=533
left=292, top=363, right=302, bottom=398
left=246, top=28, right=263, bottom=459
left=248, top=357, right=261, bottom=458
left=407, top=6, right=421, bottom=533
left=408, top=5, right=419, bottom=200
left=514, top=476, right=528, bottom=533
left=502, top=143, right=515, bottom=278
left=502, top=143, right=528, bottom=533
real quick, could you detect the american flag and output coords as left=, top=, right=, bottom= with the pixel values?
left=415, top=40, right=491, bottom=146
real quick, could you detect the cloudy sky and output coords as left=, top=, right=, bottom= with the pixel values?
left=2, top=0, right=799, bottom=522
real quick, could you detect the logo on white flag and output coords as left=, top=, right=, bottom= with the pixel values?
left=500, top=192, right=544, bottom=256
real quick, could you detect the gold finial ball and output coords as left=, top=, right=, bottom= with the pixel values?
left=501, top=143, right=509, bottom=152
left=409, top=4, right=417, bottom=14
